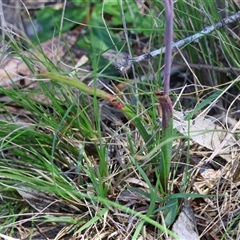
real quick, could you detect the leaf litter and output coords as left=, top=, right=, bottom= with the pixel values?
left=0, top=1, right=239, bottom=240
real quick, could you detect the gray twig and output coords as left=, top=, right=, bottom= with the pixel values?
left=116, top=11, right=240, bottom=72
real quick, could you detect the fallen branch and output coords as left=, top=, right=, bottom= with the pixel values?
left=116, top=11, right=240, bottom=72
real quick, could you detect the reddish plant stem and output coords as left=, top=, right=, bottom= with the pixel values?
left=154, top=0, right=174, bottom=193
left=163, top=0, right=173, bottom=95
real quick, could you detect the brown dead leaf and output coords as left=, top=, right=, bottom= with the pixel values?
left=172, top=110, right=239, bottom=162
left=173, top=111, right=225, bottom=150
left=0, top=5, right=94, bottom=87
left=17, top=187, right=61, bottom=212
left=172, top=200, right=199, bottom=240
left=0, top=54, right=45, bottom=87
left=232, top=160, right=240, bottom=184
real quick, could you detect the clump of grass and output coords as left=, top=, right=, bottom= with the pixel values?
left=0, top=1, right=239, bottom=239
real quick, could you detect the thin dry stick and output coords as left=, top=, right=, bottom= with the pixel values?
left=0, top=0, right=7, bottom=46
left=175, top=61, right=240, bottom=74
left=57, top=0, right=67, bottom=54
left=119, top=1, right=137, bottom=82
left=116, top=11, right=240, bottom=72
